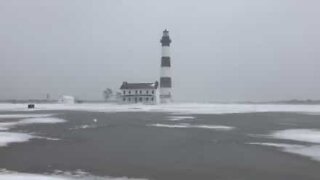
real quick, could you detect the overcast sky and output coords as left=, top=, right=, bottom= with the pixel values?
left=1, top=0, right=320, bottom=102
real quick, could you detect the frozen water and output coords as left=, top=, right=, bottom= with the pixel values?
left=69, top=124, right=97, bottom=130
left=148, top=123, right=234, bottom=130
left=2, top=103, right=320, bottom=115
left=249, top=129, right=320, bottom=162
left=167, top=116, right=195, bottom=121
left=249, top=142, right=320, bottom=162
left=0, top=117, right=66, bottom=131
left=270, top=129, right=320, bottom=144
left=0, top=169, right=148, bottom=180
left=19, top=117, right=66, bottom=125
left=0, top=114, right=53, bottom=119
left=0, top=132, right=34, bottom=147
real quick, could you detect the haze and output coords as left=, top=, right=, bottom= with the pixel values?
left=1, top=0, right=319, bottom=102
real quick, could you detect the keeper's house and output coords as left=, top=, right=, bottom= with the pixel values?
left=120, top=81, right=160, bottom=104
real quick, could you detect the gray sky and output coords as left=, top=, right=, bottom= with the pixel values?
left=1, top=0, right=320, bottom=102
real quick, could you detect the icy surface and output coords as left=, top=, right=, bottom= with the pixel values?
left=167, top=116, right=195, bottom=121
left=148, top=123, right=234, bottom=130
left=249, top=129, right=320, bottom=162
left=0, top=114, right=53, bottom=119
left=0, top=169, right=148, bottom=180
left=0, top=117, right=66, bottom=131
left=69, top=124, right=97, bottom=130
left=0, top=132, right=34, bottom=147
left=2, top=103, right=320, bottom=115
left=249, top=142, right=320, bottom=161
left=270, top=129, right=320, bottom=143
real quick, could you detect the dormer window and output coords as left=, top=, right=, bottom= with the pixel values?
left=123, top=91, right=126, bottom=95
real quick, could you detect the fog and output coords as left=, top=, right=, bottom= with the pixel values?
left=1, top=0, right=319, bottom=102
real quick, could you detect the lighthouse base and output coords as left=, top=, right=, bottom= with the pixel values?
left=160, top=94, right=172, bottom=104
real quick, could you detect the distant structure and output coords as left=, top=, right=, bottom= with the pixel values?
left=160, top=29, right=172, bottom=103
left=119, top=29, right=173, bottom=104
left=120, top=81, right=159, bottom=104
left=59, top=95, right=75, bottom=104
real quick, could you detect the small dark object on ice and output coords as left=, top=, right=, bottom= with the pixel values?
left=28, top=104, right=35, bottom=109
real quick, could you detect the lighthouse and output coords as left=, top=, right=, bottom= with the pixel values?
left=160, top=29, right=173, bottom=103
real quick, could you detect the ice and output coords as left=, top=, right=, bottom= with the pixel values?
left=270, top=129, right=320, bottom=144
left=19, top=117, right=66, bottom=125
left=248, top=129, right=320, bottom=162
left=167, top=116, right=195, bottom=121
left=0, top=114, right=53, bottom=119
left=0, top=169, right=148, bottom=180
left=0, top=132, right=34, bottom=147
left=69, top=124, right=97, bottom=130
left=249, top=142, right=320, bottom=161
left=148, top=123, right=234, bottom=130
left=2, top=103, right=320, bottom=115
left=0, top=117, right=66, bottom=131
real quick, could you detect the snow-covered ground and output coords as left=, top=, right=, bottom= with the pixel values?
left=1, top=103, right=320, bottom=115
left=148, top=123, right=234, bottom=130
left=250, top=129, right=320, bottom=162
left=0, top=169, right=147, bottom=180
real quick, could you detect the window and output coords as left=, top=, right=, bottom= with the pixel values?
left=146, top=97, right=149, bottom=101
left=152, top=90, right=154, bottom=94
left=151, top=97, right=154, bottom=101
left=123, top=91, right=126, bottom=95
left=139, top=97, right=142, bottom=101
left=146, top=90, right=149, bottom=94
left=135, top=97, right=137, bottom=102
left=135, top=90, right=138, bottom=94
left=139, top=90, right=142, bottom=94
left=128, top=98, right=131, bottom=102
left=123, top=98, right=126, bottom=101
left=129, top=91, right=131, bottom=94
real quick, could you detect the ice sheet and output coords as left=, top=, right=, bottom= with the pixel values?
left=167, top=116, right=195, bottom=121
left=249, top=142, right=320, bottom=161
left=2, top=103, right=320, bottom=115
left=270, top=129, right=320, bottom=143
left=0, top=132, right=34, bottom=147
left=0, top=117, right=66, bottom=131
left=0, top=114, right=53, bottom=119
left=0, top=169, right=147, bottom=180
left=148, top=123, right=234, bottom=130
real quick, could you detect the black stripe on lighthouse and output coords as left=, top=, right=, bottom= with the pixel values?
left=160, top=77, right=172, bottom=88
left=161, top=57, right=171, bottom=67
left=160, top=29, right=171, bottom=47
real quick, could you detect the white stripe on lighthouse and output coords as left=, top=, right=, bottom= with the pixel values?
left=161, top=67, right=171, bottom=77
left=162, top=46, right=170, bottom=57
left=160, top=88, right=172, bottom=97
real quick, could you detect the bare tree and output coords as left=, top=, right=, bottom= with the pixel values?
left=103, top=88, right=113, bottom=101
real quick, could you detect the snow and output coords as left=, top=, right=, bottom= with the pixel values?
left=249, top=142, right=320, bottom=162
left=0, top=132, right=34, bottom=147
left=2, top=103, right=320, bottom=115
left=249, top=129, right=320, bottom=162
left=0, top=169, right=148, bottom=180
left=0, top=114, right=53, bottom=119
left=167, top=116, right=195, bottom=121
left=148, top=123, right=234, bottom=130
left=0, top=117, right=66, bottom=131
left=270, top=129, right=320, bottom=144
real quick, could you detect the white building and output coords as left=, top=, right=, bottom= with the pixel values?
left=120, top=81, right=159, bottom=104
left=58, top=95, right=75, bottom=104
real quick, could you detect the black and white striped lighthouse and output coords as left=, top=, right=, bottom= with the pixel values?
left=160, top=29, right=172, bottom=103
